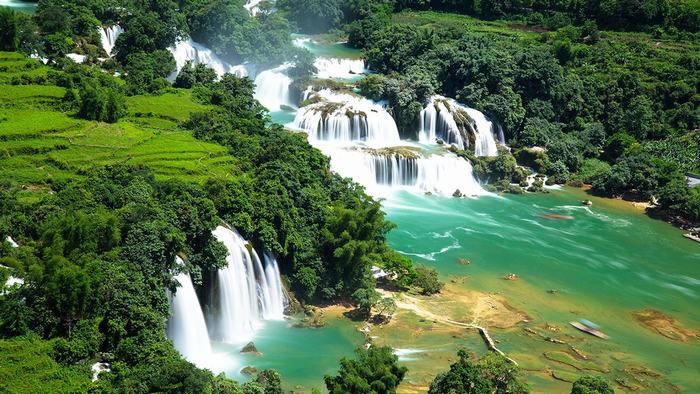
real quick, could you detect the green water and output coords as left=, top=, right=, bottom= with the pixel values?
left=383, top=188, right=700, bottom=392
left=292, top=34, right=363, bottom=59
left=251, top=35, right=700, bottom=392
left=217, top=317, right=362, bottom=391
left=0, top=0, right=37, bottom=12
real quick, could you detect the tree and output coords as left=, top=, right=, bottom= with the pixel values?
left=325, top=346, right=407, bottom=394
left=78, top=83, right=126, bottom=123
left=570, top=375, right=614, bottom=394
left=429, top=351, right=528, bottom=394
left=414, top=265, right=442, bottom=295
left=352, top=288, right=380, bottom=318
left=375, top=297, right=397, bottom=322
left=174, top=61, right=218, bottom=89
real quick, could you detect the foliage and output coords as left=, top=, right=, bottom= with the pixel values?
left=277, top=0, right=344, bottom=33
left=324, top=346, right=407, bottom=394
left=570, top=375, right=614, bottom=394
left=77, top=82, right=126, bottom=123
left=413, top=264, right=443, bottom=295
left=428, top=351, right=529, bottom=394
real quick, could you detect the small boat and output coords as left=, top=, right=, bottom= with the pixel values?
left=570, top=319, right=609, bottom=339
left=541, top=213, right=574, bottom=220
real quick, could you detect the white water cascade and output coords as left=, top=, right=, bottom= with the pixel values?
left=419, top=96, right=499, bottom=156
left=262, top=253, right=286, bottom=320
left=313, top=57, right=368, bottom=80
left=292, top=89, right=400, bottom=146
left=211, top=226, right=286, bottom=344
left=167, top=259, right=213, bottom=367
left=244, top=0, right=263, bottom=15
left=254, top=66, right=294, bottom=111
left=329, top=148, right=487, bottom=196
left=169, top=39, right=249, bottom=79
left=99, top=25, right=123, bottom=56
left=465, top=107, right=499, bottom=157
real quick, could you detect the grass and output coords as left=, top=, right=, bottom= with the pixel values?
left=0, top=336, right=91, bottom=394
left=0, top=53, right=238, bottom=187
left=392, top=11, right=542, bottom=40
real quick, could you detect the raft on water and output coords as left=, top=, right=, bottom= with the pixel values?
left=570, top=319, right=609, bottom=339
left=683, top=233, right=700, bottom=244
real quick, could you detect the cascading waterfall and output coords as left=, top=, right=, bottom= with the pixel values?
left=313, top=57, right=367, bottom=80
left=465, top=108, right=499, bottom=157
left=99, top=25, right=123, bottom=56
left=328, top=148, right=487, bottom=197
left=292, top=89, right=400, bottom=146
left=419, top=98, right=466, bottom=149
left=254, top=66, right=294, bottom=111
left=169, top=39, right=248, bottom=79
left=419, top=96, right=499, bottom=156
left=244, top=0, right=262, bottom=15
left=167, top=258, right=213, bottom=367
left=262, top=253, right=286, bottom=320
left=211, top=226, right=286, bottom=344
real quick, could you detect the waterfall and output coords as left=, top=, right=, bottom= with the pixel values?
left=465, top=108, right=498, bottom=157
left=419, top=96, right=499, bottom=156
left=167, top=259, right=213, bottom=367
left=328, top=148, right=487, bottom=197
left=169, top=38, right=249, bottom=79
left=419, top=98, right=466, bottom=149
left=254, top=66, right=293, bottom=111
left=99, top=25, right=123, bottom=57
left=261, top=253, right=286, bottom=320
left=244, top=0, right=262, bottom=15
left=292, top=89, right=400, bottom=146
left=314, top=57, right=367, bottom=80
left=211, top=226, right=286, bottom=344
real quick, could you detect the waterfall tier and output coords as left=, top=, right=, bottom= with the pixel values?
left=99, top=25, right=123, bottom=57
left=292, top=89, right=400, bottom=146
left=313, top=57, right=367, bottom=80
left=328, top=147, right=487, bottom=197
left=211, top=226, right=286, bottom=344
left=254, top=66, right=294, bottom=111
left=169, top=39, right=249, bottom=79
left=244, top=0, right=262, bottom=15
left=419, top=96, right=499, bottom=156
left=167, top=262, right=213, bottom=367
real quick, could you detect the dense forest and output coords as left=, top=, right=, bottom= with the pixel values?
left=0, top=0, right=696, bottom=392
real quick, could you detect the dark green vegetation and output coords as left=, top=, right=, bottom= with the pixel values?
left=284, top=1, right=700, bottom=223
left=324, top=346, right=408, bottom=394
left=0, top=1, right=413, bottom=392
left=428, top=351, right=528, bottom=394
left=571, top=375, right=615, bottom=394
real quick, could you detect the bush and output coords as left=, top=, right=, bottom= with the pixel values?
left=570, top=375, right=614, bottom=394
left=78, top=84, right=126, bottom=123
left=325, top=346, right=407, bottom=394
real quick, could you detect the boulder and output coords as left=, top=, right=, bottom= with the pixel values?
left=240, top=342, right=261, bottom=355
left=240, top=366, right=258, bottom=376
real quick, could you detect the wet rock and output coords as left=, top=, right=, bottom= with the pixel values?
left=241, top=342, right=261, bottom=355
left=241, top=366, right=258, bottom=376
left=453, top=189, right=463, bottom=197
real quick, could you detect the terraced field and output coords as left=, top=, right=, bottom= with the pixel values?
left=0, top=53, right=238, bottom=187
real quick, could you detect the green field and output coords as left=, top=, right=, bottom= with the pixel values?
left=0, top=336, right=90, bottom=394
left=0, top=53, right=238, bottom=187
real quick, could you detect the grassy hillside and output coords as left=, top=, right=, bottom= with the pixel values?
left=0, top=53, right=238, bottom=188
left=0, top=336, right=90, bottom=393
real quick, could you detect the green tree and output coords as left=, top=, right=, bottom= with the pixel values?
left=414, top=265, right=442, bottom=295
left=570, top=375, right=614, bottom=394
left=325, top=346, right=407, bottom=394
left=429, top=351, right=528, bottom=394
